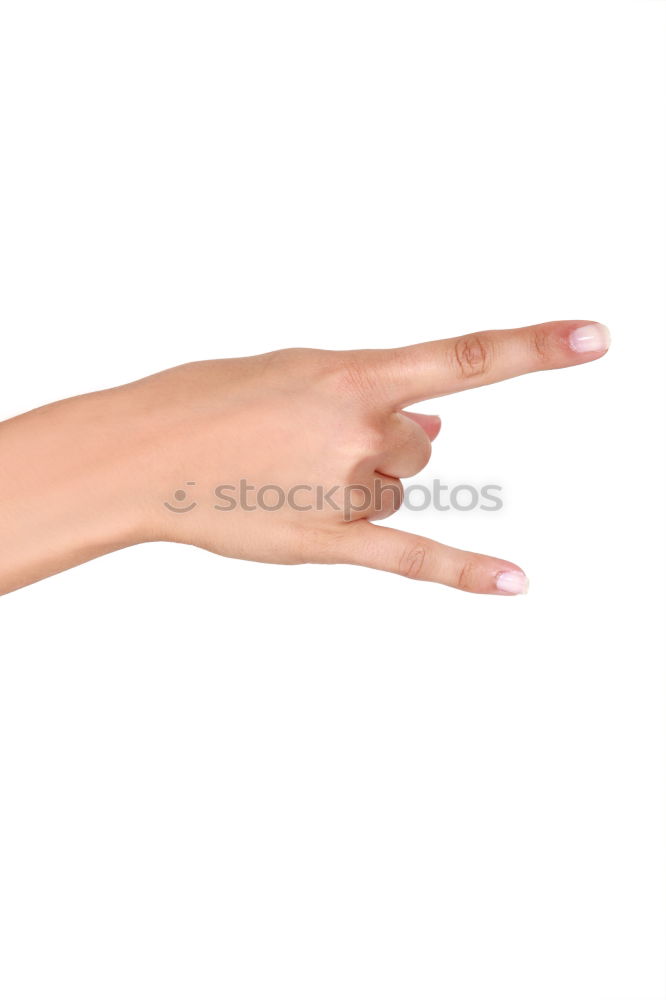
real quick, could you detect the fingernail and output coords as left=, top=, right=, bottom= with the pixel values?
left=568, top=323, right=610, bottom=354
left=496, top=570, right=529, bottom=595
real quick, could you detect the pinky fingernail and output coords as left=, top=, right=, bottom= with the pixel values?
left=568, top=323, right=610, bottom=353
left=496, top=570, right=530, bottom=595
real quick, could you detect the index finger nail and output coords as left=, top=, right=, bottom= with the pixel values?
left=496, top=570, right=530, bottom=595
left=568, top=323, right=611, bottom=354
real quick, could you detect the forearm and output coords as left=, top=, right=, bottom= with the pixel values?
left=0, top=387, right=151, bottom=596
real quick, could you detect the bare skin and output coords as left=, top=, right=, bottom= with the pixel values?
left=0, top=319, right=609, bottom=597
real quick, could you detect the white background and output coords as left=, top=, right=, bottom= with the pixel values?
left=1, top=2, right=664, bottom=998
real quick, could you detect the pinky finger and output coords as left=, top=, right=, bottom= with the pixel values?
left=334, top=521, right=529, bottom=596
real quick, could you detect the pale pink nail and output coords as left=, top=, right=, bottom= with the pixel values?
left=568, top=323, right=610, bottom=354
left=496, top=570, right=529, bottom=595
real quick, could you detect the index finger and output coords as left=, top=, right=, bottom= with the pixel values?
left=378, top=320, right=610, bottom=407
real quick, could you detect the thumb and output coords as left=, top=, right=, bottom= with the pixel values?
left=334, top=521, right=529, bottom=596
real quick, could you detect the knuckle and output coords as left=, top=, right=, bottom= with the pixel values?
left=399, top=544, right=427, bottom=580
left=333, top=354, right=380, bottom=400
left=402, top=419, right=432, bottom=459
left=386, top=418, right=432, bottom=474
left=452, top=334, right=491, bottom=380
left=532, top=327, right=552, bottom=364
left=416, top=436, right=432, bottom=469
left=267, top=346, right=320, bottom=369
left=261, top=347, right=331, bottom=386
left=399, top=440, right=431, bottom=477
left=456, top=560, right=477, bottom=592
left=309, top=526, right=349, bottom=564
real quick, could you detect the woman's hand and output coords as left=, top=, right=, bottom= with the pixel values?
left=0, top=319, right=609, bottom=596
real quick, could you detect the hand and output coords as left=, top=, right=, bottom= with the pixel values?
left=0, top=319, right=609, bottom=596
left=142, top=318, right=609, bottom=596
